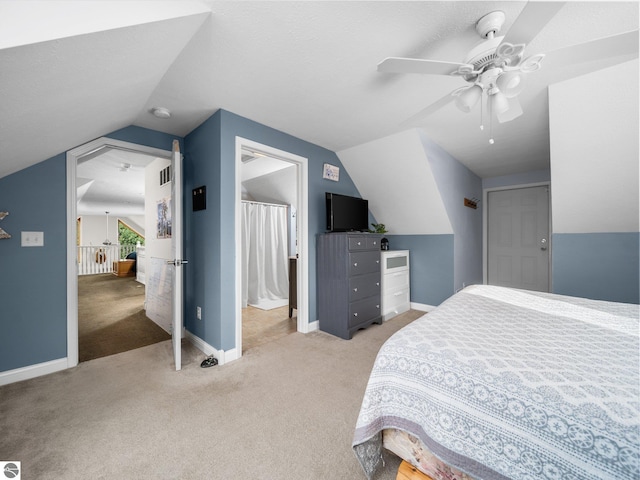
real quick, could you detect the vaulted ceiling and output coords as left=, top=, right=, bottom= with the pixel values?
left=1, top=1, right=638, bottom=184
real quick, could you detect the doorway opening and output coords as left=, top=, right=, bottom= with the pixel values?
left=234, top=137, right=309, bottom=358
left=66, top=138, right=172, bottom=367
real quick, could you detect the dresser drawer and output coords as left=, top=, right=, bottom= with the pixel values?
left=349, top=251, right=381, bottom=276
left=383, top=270, right=409, bottom=291
left=382, top=287, right=410, bottom=317
left=381, top=250, right=409, bottom=275
left=366, top=236, right=381, bottom=250
left=348, top=235, right=368, bottom=251
left=349, top=297, right=381, bottom=327
left=349, top=273, right=381, bottom=302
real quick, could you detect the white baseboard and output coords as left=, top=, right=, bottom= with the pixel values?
left=411, top=302, right=436, bottom=312
left=185, top=320, right=318, bottom=364
left=0, top=358, right=68, bottom=386
left=184, top=330, right=236, bottom=365
left=222, top=348, right=239, bottom=363
left=1, top=330, right=248, bottom=385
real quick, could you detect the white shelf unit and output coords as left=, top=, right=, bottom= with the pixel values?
left=381, top=250, right=410, bottom=321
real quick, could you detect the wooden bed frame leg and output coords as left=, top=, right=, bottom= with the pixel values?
left=396, top=460, right=434, bottom=480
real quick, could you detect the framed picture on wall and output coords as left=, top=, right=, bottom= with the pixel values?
left=323, top=163, right=340, bottom=182
left=0, top=211, right=10, bottom=238
left=156, top=197, right=172, bottom=239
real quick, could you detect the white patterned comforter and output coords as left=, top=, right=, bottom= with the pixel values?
left=353, top=285, right=639, bottom=480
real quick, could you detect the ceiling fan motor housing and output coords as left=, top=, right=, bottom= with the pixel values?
left=460, top=11, right=511, bottom=81
left=475, top=11, right=506, bottom=39
left=464, top=35, right=505, bottom=77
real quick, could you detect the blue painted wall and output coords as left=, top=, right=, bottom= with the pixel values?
left=552, top=233, right=639, bottom=304
left=183, top=110, right=363, bottom=351
left=420, top=133, right=483, bottom=291
left=0, top=126, right=182, bottom=374
left=182, top=112, right=223, bottom=348
left=108, top=125, right=184, bottom=153
left=385, top=234, right=454, bottom=306
left=0, top=157, right=67, bottom=371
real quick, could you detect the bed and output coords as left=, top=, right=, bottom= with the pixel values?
left=353, top=285, right=639, bottom=480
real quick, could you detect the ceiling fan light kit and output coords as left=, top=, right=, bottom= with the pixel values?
left=497, top=97, right=524, bottom=124
left=454, top=84, right=482, bottom=112
left=496, top=71, right=525, bottom=98
left=490, top=91, right=510, bottom=116
left=375, top=3, right=634, bottom=145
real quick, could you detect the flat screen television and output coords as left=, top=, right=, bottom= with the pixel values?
left=326, top=192, right=369, bottom=232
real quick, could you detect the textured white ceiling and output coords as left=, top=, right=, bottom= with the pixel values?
left=0, top=0, right=638, bottom=182
left=76, top=148, right=159, bottom=216
left=0, top=1, right=210, bottom=179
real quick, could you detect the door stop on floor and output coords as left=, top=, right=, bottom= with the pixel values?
left=200, top=355, right=218, bottom=368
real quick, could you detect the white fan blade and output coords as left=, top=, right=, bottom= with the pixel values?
left=542, top=30, right=639, bottom=71
left=501, top=2, right=565, bottom=48
left=497, top=97, right=523, bottom=123
left=378, top=57, right=472, bottom=76
left=400, top=92, right=458, bottom=127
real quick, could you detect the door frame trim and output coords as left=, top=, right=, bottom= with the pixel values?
left=66, top=137, right=172, bottom=368
left=482, top=181, right=552, bottom=289
left=234, top=137, right=309, bottom=359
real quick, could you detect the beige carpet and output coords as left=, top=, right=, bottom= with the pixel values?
left=0, top=309, right=426, bottom=480
left=242, top=305, right=297, bottom=353
left=78, top=274, right=171, bottom=362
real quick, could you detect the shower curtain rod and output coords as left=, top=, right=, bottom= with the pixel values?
left=241, top=200, right=288, bottom=208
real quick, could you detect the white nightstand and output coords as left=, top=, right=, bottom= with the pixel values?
left=381, top=250, right=410, bottom=321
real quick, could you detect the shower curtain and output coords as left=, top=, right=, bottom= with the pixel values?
left=241, top=201, right=289, bottom=309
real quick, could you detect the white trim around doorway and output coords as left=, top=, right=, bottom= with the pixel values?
left=66, top=137, right=172, bottom=368
left=233, top=137, right=309, bottom=362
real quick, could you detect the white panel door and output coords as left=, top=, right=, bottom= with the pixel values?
left=487, top=186, right=549, bottom=292
left=170, top=140, right=184, bottom=371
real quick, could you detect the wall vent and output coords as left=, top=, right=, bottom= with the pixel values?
left=160, top=165, right=171, bottom=186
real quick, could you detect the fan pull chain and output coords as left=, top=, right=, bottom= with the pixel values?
left=488, top=94, right=495, bottom=145
left=479, top=92, right=484, bottom=131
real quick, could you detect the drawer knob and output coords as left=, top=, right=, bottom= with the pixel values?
left=376, top=260, right=380, bottom=264
left=353, top=287, right=358, bottom=292
left=357, top=241, right=362, bottom=245
left=376, top=305, right=380, bottom=309
left=353, top=312, right=358, bottom=317
left=376, top=282, right=380, bottom=286
left=353, top=262, right=358, bottom=267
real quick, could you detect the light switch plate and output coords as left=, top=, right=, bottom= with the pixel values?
left=21, top=231, right=44, bottom=247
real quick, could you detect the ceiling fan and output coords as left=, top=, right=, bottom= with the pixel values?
left=378, top=2, right=639, bottom=141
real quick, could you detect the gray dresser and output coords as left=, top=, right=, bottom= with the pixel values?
left=317, top=233, right=382, bottom=339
